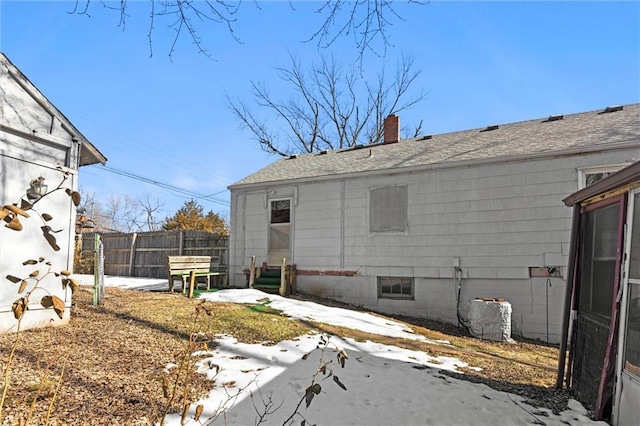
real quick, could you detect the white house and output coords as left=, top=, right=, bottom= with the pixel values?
left=0, top=52, right=106, bottom=333
left=228, top=104, right=640, bottom=343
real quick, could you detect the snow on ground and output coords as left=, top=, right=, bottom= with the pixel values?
left=76, top=275, right=605, bottom=425
left=201, top=288, right=451, bottom=345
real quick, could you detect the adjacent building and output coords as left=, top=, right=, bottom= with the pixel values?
left=0, top=52, right=106, bottom=333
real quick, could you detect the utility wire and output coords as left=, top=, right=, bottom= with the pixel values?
left=86, top=165, right=230, bottom=207
left=71, top=111, right=229, bottom=184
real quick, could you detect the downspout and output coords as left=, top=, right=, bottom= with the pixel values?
left=454, top=259, right=468, bottom=331
left=555, top=204, right=581, bottom=389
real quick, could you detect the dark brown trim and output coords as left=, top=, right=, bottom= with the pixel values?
left=556, top=204, right=581, bottom=389
left=595, top=194, right=628, bottom=420
left=581, top=193, right=624, bottom=213
left=296, top=269, right=359, bottom=277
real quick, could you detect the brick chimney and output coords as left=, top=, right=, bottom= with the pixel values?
left=383, top=114, right=400, bottom=144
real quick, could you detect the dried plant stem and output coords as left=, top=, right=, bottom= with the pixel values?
left=161, top=309, right=201, bottom=424
left=26, top=355, right=54, bottom=422
left=180, top=332, right=198, bottom=424
left=0, top=319, right=22, bottom=420
left=44, top=356, right=68, bottom=425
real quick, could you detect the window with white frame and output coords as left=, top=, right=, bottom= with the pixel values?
left=378, top=276, right=414, bottom=300
left=269, top=199, right=291, bottom=250
left=370, top=185, right=408, bottom=233
left=578, top=165, right=627, bottom=189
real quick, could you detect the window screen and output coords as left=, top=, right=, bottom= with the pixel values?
left=370, top=186, right=408, bottom=233
left=578, top=202, right=620, bottom=317
left=623, top=192, right=640, bottom=377
left=623, top=283, right=640, bottom=377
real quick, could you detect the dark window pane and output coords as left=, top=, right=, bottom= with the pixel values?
left=271, top=200, right=290, bottom=224
left=578, top=203, right=620, bottom=317
left=378, top=276, right=414, bottom=299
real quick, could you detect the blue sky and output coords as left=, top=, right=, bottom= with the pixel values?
left=1, top=1, right=639, bottom=223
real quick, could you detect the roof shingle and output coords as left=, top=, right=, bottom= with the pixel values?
left=231, top=104, right=640, bottom=188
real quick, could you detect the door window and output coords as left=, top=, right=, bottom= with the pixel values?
left=578, top=202, right=621, bottom=317
left=270, top=200, right=291, bottom=250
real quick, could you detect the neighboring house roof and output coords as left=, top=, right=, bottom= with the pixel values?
left=0, top=52, right=107, bottom=166
left=230, top=104, right=640, bottom=189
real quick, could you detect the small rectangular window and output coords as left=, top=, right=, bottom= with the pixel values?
left=585, top=172, right=616, bottom=187
left=378, top=276, right=414, bottom=300
left=370, top=186, right=408, bottom=233
left=579, top=165, right=626, bottom=189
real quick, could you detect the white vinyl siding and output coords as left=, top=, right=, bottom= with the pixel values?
left=228, top=149, right=640, bottom=342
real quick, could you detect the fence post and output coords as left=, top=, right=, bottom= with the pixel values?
left=179, top=230, right=184, bottom=255
left=249, top=255, right=256, bottom=288
left=188, top=270, right=196, bottom=298
left=93, top=234, right=105, bottom=305
left=128, top=232, right=138, bottom=276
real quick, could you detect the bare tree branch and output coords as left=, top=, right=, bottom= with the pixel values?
left=307, top=0, right=425, bottom=64
left=138, top=194, right=164, bottom=231
left=228, top=53, right=426, bottom=156
left=68, top=1, right=424, bottom=61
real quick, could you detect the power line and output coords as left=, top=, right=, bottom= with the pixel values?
left=71, top=111, right=230, bottom=184
left=86, top=165, right=230, bottom=207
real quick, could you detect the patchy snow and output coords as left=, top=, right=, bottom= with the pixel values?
left=202, top=288, right=449, bottom=344
left=75, top=275, right=604, bottom=425
left=74, top=274, right=169, bottom=291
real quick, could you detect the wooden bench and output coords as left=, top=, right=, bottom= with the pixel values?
left=167, top=255, right=227, bottom=294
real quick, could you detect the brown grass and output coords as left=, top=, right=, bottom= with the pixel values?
left=1, top=286, right=569, bottom=425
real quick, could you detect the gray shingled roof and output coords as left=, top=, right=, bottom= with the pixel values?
left=231, top=104, right=640, bottom=188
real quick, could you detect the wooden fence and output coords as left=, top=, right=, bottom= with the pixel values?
left=79, top=230, right=228, bottom=279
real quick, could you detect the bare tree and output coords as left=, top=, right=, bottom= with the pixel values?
left=69, top=1, right=424, bottom=60
left=138, top=194, right=164, bottom=232
left=227, top=53, right=425, bottom=156
left=77, top=190, right=110, bottom=232
left=77, top=191, right=166, bottom=233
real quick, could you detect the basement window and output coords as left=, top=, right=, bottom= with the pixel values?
left=370, top=185, right=408, bottom=233
left=378, top=276, right=414, bottom=300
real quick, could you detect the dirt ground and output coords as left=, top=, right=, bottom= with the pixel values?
left=1, top=286, right=573, bottom=425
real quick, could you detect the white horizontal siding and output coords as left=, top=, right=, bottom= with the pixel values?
left=294, top=181, right=342, bottom=267
left=334, top=154, right=628, bottom=273
left=229, top=148, right=640, bottom=341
